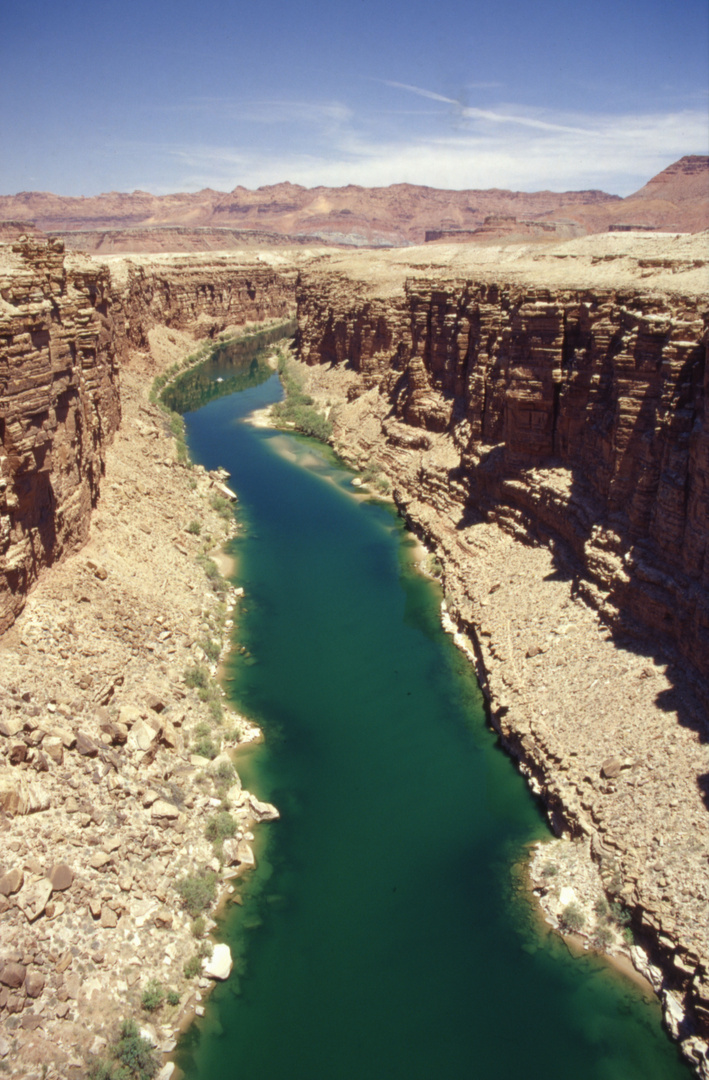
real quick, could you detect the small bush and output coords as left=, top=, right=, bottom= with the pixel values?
left=186, top=520, right=201, bottom=535
left=193, top=736, right=219, bottom=759
left=183, top=955, right=201, bottom=979
left=197, top=939, right=214, bottom=959
left=141, top=978, right=164, bottom=1013
left=210, top=494, right=234, bottom=522
left=184, top=664, right=209, bottom=691
left=541, top=863, right=558, bottom=878
left=593, top=897, right=611, bottom=920
left=561, top=902, right=586, bottom=933
left=205, top=810, right=236, bottom=843
left=88, top=1018, right=160, bottom=1080
left=166, top=989, right=180, bottom=1007
left=175, top=870, right=217, bottom=916
left=208, top=698, right=224, bottom=724
left=609, top=901, right=631, bottom=927
left=594, top=922, right=615, bottom=948
left=199, top=636, right=221, bottom=663
left=191, top=916, right=206, bottom=938
left=213, top=760, right=235, bottom=783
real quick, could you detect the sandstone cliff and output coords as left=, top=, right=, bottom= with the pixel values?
left=0, top=241, right=296, bottom=633
left=0, top=238, right=122, bottom=636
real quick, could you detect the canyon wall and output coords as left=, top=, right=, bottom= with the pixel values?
left=0, top=239, right=296, bottom=633
left=297, top=270, right=709, bottom=692
left=0, top=238, right=122, bottom=635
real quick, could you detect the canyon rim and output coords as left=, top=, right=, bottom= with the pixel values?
left=0, top=157, right=708, bottom=1078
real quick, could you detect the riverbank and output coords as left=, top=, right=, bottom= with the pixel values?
left=0, top=349, right=276, bottom=1078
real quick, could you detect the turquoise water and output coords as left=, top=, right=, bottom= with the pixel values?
left=175, top=365, right=690, bottom=1080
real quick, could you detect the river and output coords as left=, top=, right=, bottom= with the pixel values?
left=172, top=352, right=690, bottom=1080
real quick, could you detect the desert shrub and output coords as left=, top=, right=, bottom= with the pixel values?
left=184, top=664, right=209, bottom=691
left=593, top=923, right=615, bottom=949
left=541, top=863, right=558, bottom=878
left=196, top=554, right=227, bottom=597
left=193, top=736, right=219, bottom=760
left=213, top=760, right=235, bottom=783
left=199, top=636, right=221, bottom=663
left=166, top=989, right=180, bottom=1007
left=191, top=916, right=206, bottom=938
left=175, top=870, right=217, bottom=916
left=183, top=955, right=201, bottom=979
left=186, top=520, right=201, bottom=535
left=560, top=902, right=586, bottom=933
left=210, top=493, right=234, bottom=522
left=609, top=901, right=631, bottom=926
left=207, top=698, right=224, bottom=724
left=141, top=978, right=164, bottom=1013
left=205, top=810, right=236, bottom=843
left=593, top=897, right=611, bottom=920
left=88, top=1018, right=160, bottom=1080
left=197, top=939, right=213, bottom=959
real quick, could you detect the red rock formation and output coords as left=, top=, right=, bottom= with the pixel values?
left=296, top=269, right=709, bottom=697
left=0, top=241, right=296, bottom=632
left=0, top=158, right=705, bottom=250
left=0, top=238, right=121, bottom=633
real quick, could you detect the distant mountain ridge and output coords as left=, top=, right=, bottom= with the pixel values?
left=0, top=156, right=705, bottom=250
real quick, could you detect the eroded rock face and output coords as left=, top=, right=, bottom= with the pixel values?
left=297, top=269, right=709, bottom=689
left=0, top=240, right=296, bottom=634
left=0, top=238, right=122, bottom=634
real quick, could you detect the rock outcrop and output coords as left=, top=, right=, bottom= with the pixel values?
left=0, top=241, right=296, bottom=633
left=0, top=238, right=122, bottom=635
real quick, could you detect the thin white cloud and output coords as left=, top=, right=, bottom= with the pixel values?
left=151, top=101, right=707, bottom=197
left=382, top=80, right=593, bottom=135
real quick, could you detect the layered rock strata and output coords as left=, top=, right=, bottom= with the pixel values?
left=294, top=245, right=709, bottom=1073
left=0, top=238, right=122, bottom=636
left=0, top=241, right=296, bottom=632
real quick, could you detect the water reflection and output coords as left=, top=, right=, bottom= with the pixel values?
left=161, top=321, right=295, bottom=415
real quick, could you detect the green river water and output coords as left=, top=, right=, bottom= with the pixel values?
left=171, top=349, right=690, bottom=1080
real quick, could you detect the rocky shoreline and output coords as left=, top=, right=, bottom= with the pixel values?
left=0, top=355, right=278, bottom=1078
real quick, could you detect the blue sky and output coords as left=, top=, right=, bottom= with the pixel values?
left=1, top=0, right=707, bottom=196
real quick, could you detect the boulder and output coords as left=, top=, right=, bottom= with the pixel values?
left=100, top=906, right=118, bottom=929
left=236, top=840, right=256, bottom=869
left=247, top=794, right=279, bottom=822
left=202, top=943, right=233, bottom=980
left=43, top=737, right=64, bottom=764
left=601, top=757, right=623, bottom=779
left=0, top=776, right=50, bottom=815
left=221, top=838, right=240, bottom=867
left=0, top=963, right=26, bottom=989
left=89, top=852, right=112, bottom=870
left=49, top=863, right=73, bottom=892
left=17, top=877, right=53, bottom=921
left=9, top=744, right=28, bottom=765
left=151, top=799, right=179, bottom=821
left=0, top=867, right=24, bottom=896
left=0, top=718, right=23, bottom=738
left=75, top=731, right=99, bottom=757
left=24, top=971, right=45, bottom=998
left=127, top=720, right=158, bottom=754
